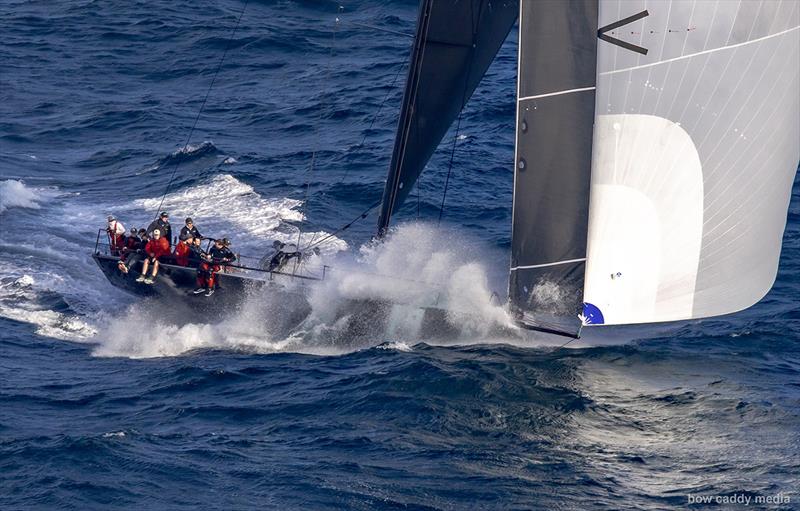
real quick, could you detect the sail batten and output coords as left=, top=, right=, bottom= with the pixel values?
left=517, top=86, right=596, bottom=102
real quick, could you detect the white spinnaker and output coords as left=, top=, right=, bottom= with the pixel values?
left=583, top=0, right=800, bottom=325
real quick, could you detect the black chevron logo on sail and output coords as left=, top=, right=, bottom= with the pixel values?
left=598, top=10, right=650, bottom=55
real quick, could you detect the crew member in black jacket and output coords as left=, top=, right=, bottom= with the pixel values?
left=147, top=211, right=173, bottom=249
left=179, top=217, right=202, bottom=241
left=193, top=238, right=236, bottom=297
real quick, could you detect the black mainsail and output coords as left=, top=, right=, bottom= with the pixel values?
left=508, top=0, right=598, bottom=334
left=376, top=0, right=519, bottom=235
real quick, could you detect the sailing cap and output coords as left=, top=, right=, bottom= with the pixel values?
left=160, top=211, right=169, bottom=218
left=185, top=217, right=193, bottom=224
left=153, top=229, right=161, bottom=236
left=107, top=215, right=115, bottom=222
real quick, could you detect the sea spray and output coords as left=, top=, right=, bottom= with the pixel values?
left=0, top=180, right=52, bottom=214
left=131, top=174, right=347, bottom=255
left=301, top=223, right=515, bottom=343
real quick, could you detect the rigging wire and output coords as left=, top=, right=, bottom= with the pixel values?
left=301, top=9, right=409, bottom=251
left=437, top=110, right=464, bottom=225
left=437, top=1, right=483, bottom=226
left=304, top=199, right=382, bottom=251
left=153, top=0, right=250, bottom=220
left=295, top=7, right=342, bottom=258
left=342, top=20, right=414, bottom=39
left=339, top=60, right=406, bottom=185
left=555, top=324, right=584, bottom=349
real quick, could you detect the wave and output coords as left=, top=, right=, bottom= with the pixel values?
left=131, top=173, right=347, bottom=255
left=0, top=275, right=96, bottom=341
left=154, top=141, right=219, bottom=168
left=0, top=180, right=54, bottom=214
left=0, top=172, right=350, bottom=350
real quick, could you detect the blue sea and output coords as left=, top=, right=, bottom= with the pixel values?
left=1, top=1, right=799, bottom=509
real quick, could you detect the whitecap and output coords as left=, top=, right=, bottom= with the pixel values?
left=0, top=180, right=47, bottom=214
left=172, top=140, right=216, bottom=157
left=376, top=341, right=413, bottom=352
left=132, top=174, right=347, bottom=255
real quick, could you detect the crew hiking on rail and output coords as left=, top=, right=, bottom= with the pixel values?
left=104, top=213, right=238, bottom=297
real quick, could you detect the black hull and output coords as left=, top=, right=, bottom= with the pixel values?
left=92, top=254, right=313, bottom=323
left=92, top=254, right=518, bottom=344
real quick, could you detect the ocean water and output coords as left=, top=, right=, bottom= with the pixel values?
left=1, top=1, right=799, bottom=509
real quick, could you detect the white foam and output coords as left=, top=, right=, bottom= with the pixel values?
left=0, top=275, right=97, bottom=341
left=91, top=297, right=343, bottom=359
left=131, top=174, right=347, bottom=255
left=302, top=223, right=515, bottom=341
left=173, top=140, right=215, bottom=156
left=376, top=341, right=413, bottom=352
left=222, top=156, right=237, bottom=164
left=0, top=180, right=47, bottom=214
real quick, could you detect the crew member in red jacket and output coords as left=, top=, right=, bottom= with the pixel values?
left=173, top=234, right=193, bottom=267
left=136, top=229, right=170, bottom=284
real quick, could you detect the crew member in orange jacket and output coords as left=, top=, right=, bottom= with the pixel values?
left=136, top=229, right=170, bottom=284
left=173, top=234, right=193, bottom=267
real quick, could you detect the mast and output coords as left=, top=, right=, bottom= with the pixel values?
left=376, top=0, right=519, bottom=236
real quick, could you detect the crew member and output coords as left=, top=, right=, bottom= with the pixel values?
left=266, top=240, right=300, bottom=272
left=179, top=217, right=202, bottom=241
left=106, top=215, right=126, bottom=256
left=136, top=229, right=170, bottom=284
left=147, top=211, right=172, bottom=249
left=193, top=238, right=236, bottom=297
left=173, top=235, right=193, bottom=267
left=187, top=236, right=205, bottom=267
left=117, top=228, right=143, bottom=274
left=124, top=227, right=139, bottom=250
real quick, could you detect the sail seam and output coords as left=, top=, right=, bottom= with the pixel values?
left=517, top=86, right=596, bottom=102
left=510, top=258, right=587, bottom=271
left=601, top=24, right=800, bottom=77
